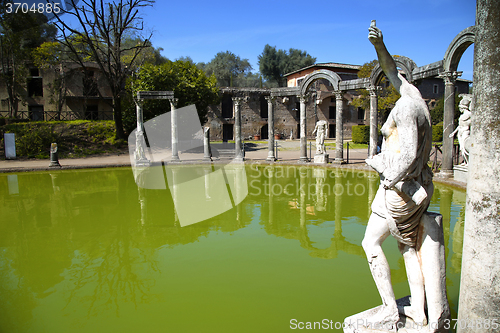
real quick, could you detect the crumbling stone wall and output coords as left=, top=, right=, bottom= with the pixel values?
left=204, top=87, right=362, bottom=141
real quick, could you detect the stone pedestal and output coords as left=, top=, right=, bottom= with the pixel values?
left=453, top=165, right=467, bottom=183
left=314, top=153, right=329, bottom=164
left=434, top=170, right=453, bottom=179
left=4, top=133, right=16, bottom=159
left=344, top=212, right=449, bottom=333
left=203, top=127, right=212, bottom=161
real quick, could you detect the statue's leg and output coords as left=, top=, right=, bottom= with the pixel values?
left=398, top=243, right=427, bottom=326
left=362, top=213, right=399, bottom=325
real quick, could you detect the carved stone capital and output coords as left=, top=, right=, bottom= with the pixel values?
left=298, top=95, right=308, bottom=103
left=368, top=86, right=378, bottom=97
left=439, top=71, right=462, bottom=85
left=232, top=97, right=243, bottom=105
left=334, top=91, right=343, bottom=100
left=169, top=97, right=179, bottom=108
left=264, top=96, right=275, bottom=104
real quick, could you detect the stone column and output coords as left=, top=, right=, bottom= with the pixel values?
left=134, top=100, right=149, bottom=165
left=299, top=95, right=308, bottom=162
left=203, top=127, right=211, bottom=161
left=368, top=87, right=378, bottom=157
left=458, top=1, right=500, bottom=330
left=439, top=71, right=459, bottom=177
left=233, top=97, right=244, bottom=162
left=169, top=98, right=180, bottom=162
left=335, top=91, right=344, bottom=163
left=266, top=96, right=276, bottom=161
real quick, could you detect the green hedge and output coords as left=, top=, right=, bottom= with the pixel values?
left=352, top=125, right=370, bottom=144
left=0, top=118, right=30, bottom=126
left=3, top=123, right=59, bottom=158
left=432, top=124, right=443, bottom=142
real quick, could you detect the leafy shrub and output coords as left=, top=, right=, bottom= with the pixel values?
left=0, top=118, right=30, bottom=126
left=84, top=121, right=116, bottom=144
left=432, top=124, right=443, bottom=142
left=352, top=125, right=370, bottom=144
left=4, top=123, right=59, bottom=158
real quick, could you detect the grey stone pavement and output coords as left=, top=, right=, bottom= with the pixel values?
left=0, top=139, right=466, bottom=188
left=0, top=139, right=368, bottom=172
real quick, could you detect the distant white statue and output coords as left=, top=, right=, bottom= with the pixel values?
left=449, top=95, right=472, bottom=165
left=312, top=120, right=328, bottom=154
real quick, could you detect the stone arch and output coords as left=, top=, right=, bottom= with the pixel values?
left=369, top=56, right=417, bottom=86
left=443, top=26, right=475, bottom=72
left=299, top=69, right=342, bottom=95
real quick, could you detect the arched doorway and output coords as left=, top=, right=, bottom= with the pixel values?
left=299, top=70, right=345, bottom=163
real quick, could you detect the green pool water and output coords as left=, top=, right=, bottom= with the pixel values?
left=0, top=165, right=465, bottom=332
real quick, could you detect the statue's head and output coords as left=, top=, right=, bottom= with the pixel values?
left=459, top=97, right=471, bottom=113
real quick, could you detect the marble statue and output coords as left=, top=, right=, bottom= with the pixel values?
left=352, top=21, right=446, bottom=331
left=312, top=120, right=328, bottom=154
left=449, top=95, right=472, bottom=165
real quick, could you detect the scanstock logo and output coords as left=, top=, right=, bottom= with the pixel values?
left=5, top=1, right=81, bottom=21
left=128, top=105, right=248, bottom=227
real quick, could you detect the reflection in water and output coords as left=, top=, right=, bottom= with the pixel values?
left=7, top=174, right=19, bottom=195
left=0, top=166, right=466, bottom=332
left=265, top=167, right=367, bottom=260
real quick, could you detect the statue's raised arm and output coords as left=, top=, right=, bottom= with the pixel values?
left=368, top=21, right=404, bottom=94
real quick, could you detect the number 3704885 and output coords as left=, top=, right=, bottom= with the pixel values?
left=6, top=2, right=61, bottom=14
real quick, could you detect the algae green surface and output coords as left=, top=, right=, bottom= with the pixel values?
left=0, top=166, right=465, bottom=332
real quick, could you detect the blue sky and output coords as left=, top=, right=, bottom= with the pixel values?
left=64, top=0, right=477, bottom=81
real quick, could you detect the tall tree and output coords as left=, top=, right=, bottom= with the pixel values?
left=124, top=60, right=220, bottom=133
left=258, top=45, right=316, bottom=87
left=32, top=41, right=69, bottom=118
left=0, top=8, right=57, bottom=117
left=204, top=51, right=252, bottom=87
left=52, top=0, right=155, bottom=140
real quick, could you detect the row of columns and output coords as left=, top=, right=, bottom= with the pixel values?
left=137, top=84, right=453, bottom=167
left=232, top=94, right=347, bottom=163
left=134, top=96, right=180, bottom=163
left=135, top=78, right=459, bottom=168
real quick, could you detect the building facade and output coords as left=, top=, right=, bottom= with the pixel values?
left=204, top=62, right=471, bottom=142
left=206, top=63, right=366, bottom=141
left=0, top=62, right=113, bottom=121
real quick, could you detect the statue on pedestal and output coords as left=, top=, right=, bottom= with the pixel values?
left=312, top=120, right=329, bottom=163
left=312, top=120, right=328, bottom=155
left=344, top=21, right=449, bottom=332
left=449, top=95, right=472, bottom=165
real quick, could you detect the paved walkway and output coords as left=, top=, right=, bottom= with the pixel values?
left=0, top=139, right=466, bottom=189
left=0, top=140, right=369, bottom=172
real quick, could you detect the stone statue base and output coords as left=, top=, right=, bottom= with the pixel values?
left=453, top=164, right=468, bottom=183
left=135, top=159, right=151, bottom=167
left=344, top=212, right=450, bottom=333
left=343, top=296, right=448, bottom=333
left=314, top=154, right=329, bottom=164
